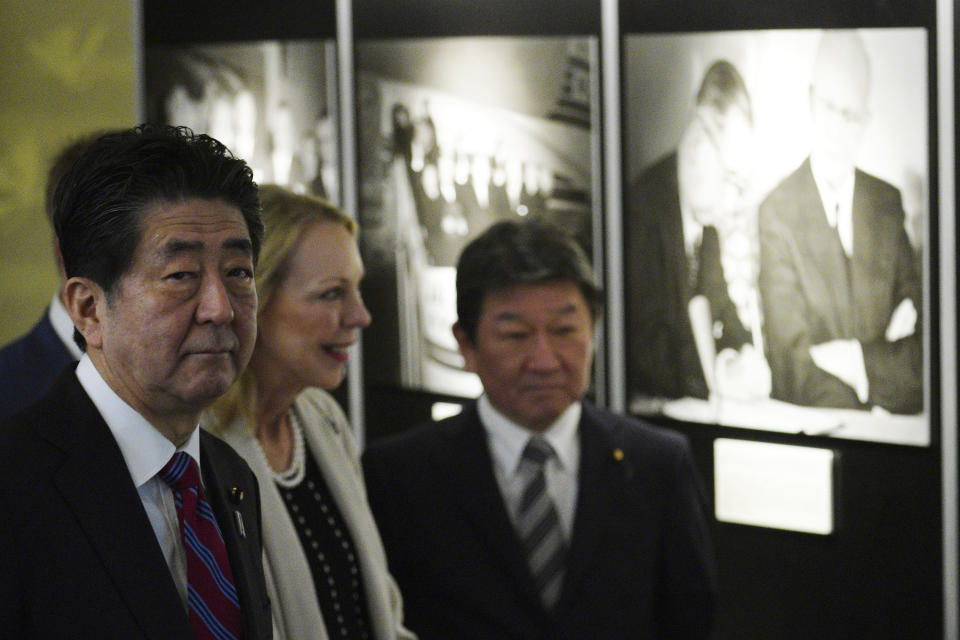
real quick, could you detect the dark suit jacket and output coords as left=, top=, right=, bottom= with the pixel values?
left=758, top=157, right=922, bottom=412
left=362, top=402, right=717, bottom=640
left=0, top=311, right=75, bottom=418
left=625, top=152, right=751, bottom=400
left=0, top=368, right=272, bottom=639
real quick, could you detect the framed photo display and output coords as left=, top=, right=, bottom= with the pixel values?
left=356, top=35, right=602, bottom=398
left=144, top=39, right=341, bottom=204
left=621, top=28, right=931, bottom=446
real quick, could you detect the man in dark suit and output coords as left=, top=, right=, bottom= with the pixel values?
left=625, top=60, right=768, bottom=403
left=0, top=133, right=104, bottom=417
left=0, top=125, right=272, bottom=639
left=363, top=220, right=716, bottom=639
left=758, top=30, right=922, bottom=413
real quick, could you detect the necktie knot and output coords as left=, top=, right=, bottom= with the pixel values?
left=522, top=436, right=554, bottom=468
left=159, top=451, right=201, bottom=494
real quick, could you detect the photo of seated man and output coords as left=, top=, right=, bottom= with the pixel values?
left=758, top=30, right=922, bottom=415
left=623, top=29, right=928, bottom=445
left=625, top=58, right=770, bottom=408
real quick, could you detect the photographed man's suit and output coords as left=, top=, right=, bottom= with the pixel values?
left=625, top=152, right=751, bottom=400
left=362, top=401, right=716, bottom=640
left=0, top=311, right=74, bottom=417
left=758, top=157, right=922, bottom=413
left=0, top=369, right=273, bottom=639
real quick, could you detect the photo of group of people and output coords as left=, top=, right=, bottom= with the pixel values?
left=145, top=39, right=340, bottom=203
left=355, top=36, right=599, bottom=398
left=624, top=28, right=928, bottom=445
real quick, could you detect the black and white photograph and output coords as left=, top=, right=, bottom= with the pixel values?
left=145, top=40, right=340, bottom=202
left=356, top=36, right=600, bottom=398
left=623, top=28, right=929, bottom=446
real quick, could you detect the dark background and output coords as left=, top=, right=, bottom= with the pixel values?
left=144, top=0, right=950, bottom=637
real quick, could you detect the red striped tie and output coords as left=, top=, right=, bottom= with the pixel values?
left=160, top=452, right=243, bottom=640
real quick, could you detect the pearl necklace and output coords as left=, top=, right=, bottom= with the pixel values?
left=256, top=407, right=307, bottom=488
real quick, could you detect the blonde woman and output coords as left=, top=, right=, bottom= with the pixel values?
left=206, top=185, right=414, bottom=640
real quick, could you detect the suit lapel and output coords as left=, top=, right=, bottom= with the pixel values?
left=201, top=431, right=268, bottom=640
left=40, top=373, right=192, bottom=640
left=559, top=406, right=624, bottom=608
left=797, top=160, right=855, bottom=336
left=446, top=406, right=544, bottom=610
left=447, top=405, right=630, bottom=615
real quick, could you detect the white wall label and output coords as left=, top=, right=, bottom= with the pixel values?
left=714, top=438, right=835, bottom=535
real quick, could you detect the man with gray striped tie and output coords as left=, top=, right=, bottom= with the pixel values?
left=363, top=219, right=717, bottom=639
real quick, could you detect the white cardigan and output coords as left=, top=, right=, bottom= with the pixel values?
left=206, top=388, right=415, bottom=640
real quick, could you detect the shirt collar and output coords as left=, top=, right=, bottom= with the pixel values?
left=479, top=394, right=581, bottom=476
left=47, top=292, right=83, bottom=360
left=75, top=354, right=201, bottom=489
left=810, top=156, right=855, bottom=226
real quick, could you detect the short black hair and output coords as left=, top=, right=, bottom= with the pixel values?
left=54, top=124, right=262, bottom=293
left=45, top=131, right=113, bottom=225
left=53, top=124, right=263, bottom=350
left=696, top=59, right=752, bottom=124
left=455, top=219, right=602, bottom=343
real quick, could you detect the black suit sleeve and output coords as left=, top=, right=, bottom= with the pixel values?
left=361, top=443, right=412, bottom=585
left=654, top=435, right=717, bottom=639
left=858, top=191, right=922, bottom=413
left=0, top=480, right=25, bottom=639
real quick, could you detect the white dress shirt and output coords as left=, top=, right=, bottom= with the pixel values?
left=47, top=292, right=83, bottom=360
left=811, top=159, right=856, bottom=258
left=479, top=395, right=581, bottom=540
left=75, top=354, right=200, bottom=610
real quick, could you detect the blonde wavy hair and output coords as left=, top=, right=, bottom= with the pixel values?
left=207, top=184, right=357, bottom=433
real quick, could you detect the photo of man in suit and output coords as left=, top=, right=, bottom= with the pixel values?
left=625, top=59, right=770, bottom=405
left=0, top=132, right=104, bottom=417
left=758, top=30, right=922, bottom=413
left=0, top=125, right=273, bottom=639
left=362, top=219, right=716, bottom=639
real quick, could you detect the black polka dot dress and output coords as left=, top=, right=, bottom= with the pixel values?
left=276, top=430, right=373, bottom=639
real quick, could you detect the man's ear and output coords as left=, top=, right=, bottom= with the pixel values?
left=452, top=321, right=477, bottom=373
left=63, top=277, right=105, bottom=350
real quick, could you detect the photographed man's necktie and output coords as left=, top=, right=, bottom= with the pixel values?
left=159, top=451, right=243, bottom=640
left=516, top=436, right=567, bottom=609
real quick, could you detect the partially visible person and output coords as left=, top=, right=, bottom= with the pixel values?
left=0, top=132, right=108, bottom=417
left=363, top=219, right=716, bottom=639
left=205, top=185, right=415, bottom=640
left=0, top=124, right=272, bottom=639
left=625, top=59, right=769, bottom=405
left=758, top=30, right=922, bottom=412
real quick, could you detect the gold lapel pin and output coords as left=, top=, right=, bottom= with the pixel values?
left=230, top=487, right=245, bottom=504
left=613, top=448, right=624, bottom=461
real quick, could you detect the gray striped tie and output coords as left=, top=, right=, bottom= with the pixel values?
left=517, top=436, right=567, bottom=609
